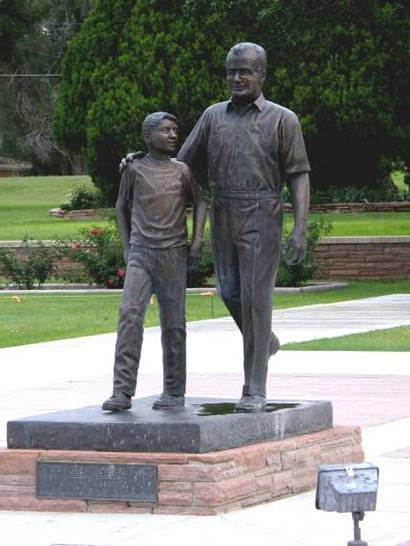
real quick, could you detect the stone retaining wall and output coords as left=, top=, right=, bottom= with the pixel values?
left=315, top=237, right=410, bottom=280
left=50, top=202, right=410, bottom=219
left=1, top=237, right=409, bottom=282
left=0, top=241, right=86, bottom=279
left=284, top=201, right=410, bottom=213
left=0, top=426, right=363, bottom=515
left=48, top=208, right=115, bottom=219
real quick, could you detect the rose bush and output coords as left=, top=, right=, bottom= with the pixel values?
left=59, top=222, right=125, bottom=288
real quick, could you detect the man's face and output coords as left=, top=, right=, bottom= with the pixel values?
left=226, top=51, right=265, bottom=102
left=147, top=119, right=178, bottom=155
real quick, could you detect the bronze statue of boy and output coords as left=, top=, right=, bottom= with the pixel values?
left=102, top=112, right=206, bottom=412
left=120, top=42, right=310, bottom=413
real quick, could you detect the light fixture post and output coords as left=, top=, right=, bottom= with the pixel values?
left=348, top=511, right=367, bottom=546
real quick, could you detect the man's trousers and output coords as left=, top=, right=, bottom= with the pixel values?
left=112, top=245, right=187, bottom=397
left=211, top=191, right=283, bottom=397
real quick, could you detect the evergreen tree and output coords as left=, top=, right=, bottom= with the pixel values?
left=55, top=0, right=410, bottom=201
left=0, top=0, right=93, bottom=172
left=260, top=0, right=410, bottom=188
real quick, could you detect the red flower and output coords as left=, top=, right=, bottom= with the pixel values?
left=90, top=228, right=103, bottom=237
left=117, top=268, right=125, bottom=278
left=106, top=278, right=115, bottom=288
left=69, top=242, right=81, bottom=250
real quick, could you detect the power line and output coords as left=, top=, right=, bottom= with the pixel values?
left=0, top=74, right=61, bottom=77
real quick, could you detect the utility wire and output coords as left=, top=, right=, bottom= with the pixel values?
left=0, top=74, right=61, bottom=77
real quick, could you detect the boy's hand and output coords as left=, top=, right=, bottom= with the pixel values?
left=188, top=243, right=202, bottom=271
left=123, top=247, right=129, bottom=265
left=118, top=151, right=145, bottom=174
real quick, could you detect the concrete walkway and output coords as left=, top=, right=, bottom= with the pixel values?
left=0, top=294, right=409, bottom=546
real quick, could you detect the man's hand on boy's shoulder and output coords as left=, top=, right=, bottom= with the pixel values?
left=119, top=151, right=145, bottom=174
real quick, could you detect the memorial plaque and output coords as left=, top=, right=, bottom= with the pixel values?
left=36, top=462, right=157, bottom=502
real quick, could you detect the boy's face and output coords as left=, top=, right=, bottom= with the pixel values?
left=147, top=119, right=178, bottom=155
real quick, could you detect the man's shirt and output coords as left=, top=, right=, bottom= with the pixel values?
left=118, top=155, right=199, bottom=249
left=178, top=94, right=310, bottom=193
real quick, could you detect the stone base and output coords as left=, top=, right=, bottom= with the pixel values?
left=7, top=397, right=333, bottom=453
left=0, top=426, right=363, bottom=515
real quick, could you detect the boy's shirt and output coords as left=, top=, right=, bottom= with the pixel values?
left=118, top=155, right=200, bottom=249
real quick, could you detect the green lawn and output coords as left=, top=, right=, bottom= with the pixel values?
left=1, top=279, right=409, bottom=348
left=0, top=175, right=106, bottom=240
left=307, top=212, right=410, bottom=237
left=0, top=176, right=409, bottom=240
left=282, top=325, right=410, bottom=351
left=0, top=292, right=229, bottom=348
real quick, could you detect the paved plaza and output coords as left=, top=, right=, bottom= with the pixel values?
left=0, top=294, right=409, bottom=545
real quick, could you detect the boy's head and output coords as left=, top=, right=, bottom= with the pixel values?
left=141, top=112, right=178, bottom=156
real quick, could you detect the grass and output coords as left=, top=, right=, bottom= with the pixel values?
left=0, top=176, right=409, bottom=240
left=305, top=212, right=410, bottom=237
left=0, top=175, right=107, bottom=240
left=0, top=292, right=229, bottom=348
left=1, top=279, right=409, bottom=348
left=282, top=325, right=410, bottom=351
left=272, top=279, right=410, bottom=310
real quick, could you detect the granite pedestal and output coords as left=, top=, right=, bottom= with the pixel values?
left=7, top=397, right=333, bottom=453
left=2, top=397, right=364, bottom=514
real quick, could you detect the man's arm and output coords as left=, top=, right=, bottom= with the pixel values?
left=182, top=163, right=207, bottom=269
left=279, top=111, right=311, bottom=265
left=177, top=109, right=209, bottom=174
left=189, top=195, right=207, bottom=268
left=118, top=151, right=145, bottom=175
left=116, top=169, right=133, bottom=264
left=285, top=172, right=310, bottom=265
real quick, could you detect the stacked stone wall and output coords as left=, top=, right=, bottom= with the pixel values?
left=1, top=237, right=409, bottom=282
left=0, top=426, right=363, bottom=515
left=315, top=237, right=410, bottom=280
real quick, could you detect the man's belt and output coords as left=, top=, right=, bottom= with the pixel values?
left=213, top=190, right=282, bottom=200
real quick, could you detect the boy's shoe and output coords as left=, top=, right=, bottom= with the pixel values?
left=269, top=332, right=280, bottom=357
left=235, top=394, right=266, bottom=413
left=102, top=392, right=132, bottom=412
left=152, top=393, right=185, bottom=410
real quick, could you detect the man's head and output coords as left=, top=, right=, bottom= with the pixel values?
left=142, top=112, right=178, bottom=155
left=226, top=42, right=267, bottom=103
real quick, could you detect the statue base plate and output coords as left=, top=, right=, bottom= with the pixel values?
left=7, top=397, right=333, bottom=453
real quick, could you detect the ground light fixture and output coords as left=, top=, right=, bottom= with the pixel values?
left=316, top=462, right=379, bottom=546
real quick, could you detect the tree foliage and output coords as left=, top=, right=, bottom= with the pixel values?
left=55, top=0, right=410, bottom=202
left=55, top=0, right=249, bottom=202
left=0, top=0, right=93, bottom=172
left=259, top=0, right=410, bottom=188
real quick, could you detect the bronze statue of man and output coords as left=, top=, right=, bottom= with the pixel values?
left=177, top=42, right=310, bottom=412
left=103, top=112, right=206, bottom=412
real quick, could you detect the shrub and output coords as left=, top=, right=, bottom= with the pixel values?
left=0, top=238, right=56, bottom=289
left=276, top=218, right=332, bottom=287
left=60, top=184, right=103, bottom=211
left=311, top=185, right=410, bottom=204
left=60, top=223, right=125, bottom=288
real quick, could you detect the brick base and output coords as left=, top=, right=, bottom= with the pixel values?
left=0, top=427, right=363, bottom=515
left=315, top=237, right=410, bottom=280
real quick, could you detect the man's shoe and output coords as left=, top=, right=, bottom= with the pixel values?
left=152, top=393, right=185, bottom=410
left=235, top=394, right=266, bottom=413
left=269, top=332, right=280, bottom=357
left=102, top=392, right=132, bottom=412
